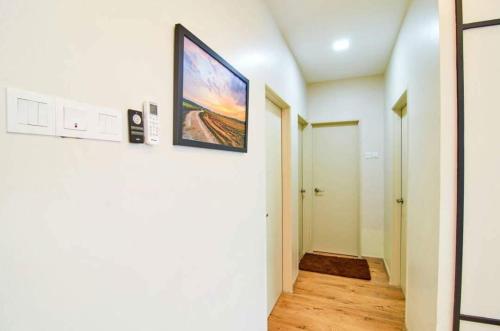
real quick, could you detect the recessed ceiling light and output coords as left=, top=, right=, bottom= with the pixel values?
left=332, top=39, right=350, bottom=52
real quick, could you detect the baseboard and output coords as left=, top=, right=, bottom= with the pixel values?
left=287, top=271, right=299, bottom=294
left=383, top=258, right=391, bottom=282
left=361, top=254, right=384, bottom=259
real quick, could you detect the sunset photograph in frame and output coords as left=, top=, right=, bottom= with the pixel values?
left=173, top=24, right=249, bottom=152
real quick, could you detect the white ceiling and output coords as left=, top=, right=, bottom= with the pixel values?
left=265, top=0, right=410, bottom=83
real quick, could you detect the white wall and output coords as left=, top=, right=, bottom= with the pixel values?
left=0, top=0, right=307, bottom=330
left=307, top=75, right=385, bottom=258
left=436, top=0, right=457, bottom=329
left=384, top=0, right=456, bottom=329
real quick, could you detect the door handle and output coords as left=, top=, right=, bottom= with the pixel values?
left=396, top=198, right=404, bottom=204
left=300, top=189, right=306, bottom=193
left=314, top=188, right=324, bottom=193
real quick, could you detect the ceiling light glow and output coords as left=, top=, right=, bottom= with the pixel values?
left=332, top=39, right=350, bottom=52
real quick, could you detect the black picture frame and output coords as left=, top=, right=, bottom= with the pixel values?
left=173, top=24, right=250, bottom=153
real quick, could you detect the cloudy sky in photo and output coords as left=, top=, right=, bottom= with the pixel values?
left=183, top=37, right=247, bottom=122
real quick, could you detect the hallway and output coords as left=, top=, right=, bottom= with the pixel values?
left=268, top=257, right=405, bottom=331
left=0, top=0, right=471, bottom=329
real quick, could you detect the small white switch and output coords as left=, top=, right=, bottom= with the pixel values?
left=27, top=100, right=38, bottom=125
left=63, top=106, right=87, bottom=131
left=38, top=103, right=49, bottom=127
left=16, top=99, right=29, bottom=124
left=99, top=113, right=118, bottom=135
left=98, top=113, right=107, bottom=134
left=107, top=115, right=118, bottom=134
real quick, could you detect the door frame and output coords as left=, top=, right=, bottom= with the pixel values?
left=265, top=86, right=293, bottom=293
left=297, top=115, right=309, bottom=259
left=310, top=120, right=362, bottom=257
left=390, top=91, right=408, bottom=288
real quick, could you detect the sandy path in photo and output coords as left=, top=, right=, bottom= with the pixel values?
left=182, top=110, right=218, bottom=144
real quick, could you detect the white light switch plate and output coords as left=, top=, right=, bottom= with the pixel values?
left=6, top=88, right=56, bottom=136
left=55, top=99, right=122, bottom=142
left=7, top=88, right=122, bottom=142
left=63, top=106, right=88, bottom=131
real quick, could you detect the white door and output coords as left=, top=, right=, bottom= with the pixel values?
left=311, top=123, right=359, bottom=256
left=395, top=106, right=409, bottom=296
left=266, top=98, right=282, bottom=315
left=298, top=121, right=305, bottom=258
left=460, top=26, right=500, bottom=321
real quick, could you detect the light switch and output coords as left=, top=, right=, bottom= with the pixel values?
left=55, top=99, right=122, bottom=142
left=27, top=100, right=38, bottom=125
left=7, top=88, right=56, bottom=136
left=16, top=98, right=29, bottom=124
left=96, top=111, right=121, bottom=140
left=98, top=113, right=107, bottom=134
left=99, top=113, right=118, bottom=135
left=63, top=106, right=87, bottom=131
left=38, top=103, right=49, bottom=127
left=18, top=99, right=49, bottom=127
left=107, top=115, right=118, bottom=134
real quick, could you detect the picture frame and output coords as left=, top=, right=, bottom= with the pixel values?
left=173, top=24, right=250, bottom=153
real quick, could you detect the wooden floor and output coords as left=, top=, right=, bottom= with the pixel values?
left=268, top=256, right=405, bottom=331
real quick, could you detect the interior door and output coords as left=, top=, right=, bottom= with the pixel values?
left=298, top=121, right=305, bottom=258
left=400, top=106, right=408, bottom=296
left=394, top=105, right=408, bottom=295
left=460, top=23, right=500, bottom=324
left=311, top=122, right=359, bottom=256
left=266, top=98, right=282, bottom=315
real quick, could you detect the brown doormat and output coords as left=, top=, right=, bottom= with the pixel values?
left=299, top=253, right=371, bottom=280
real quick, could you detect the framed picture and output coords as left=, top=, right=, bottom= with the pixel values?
left=173, top=24, right=249, bottom=153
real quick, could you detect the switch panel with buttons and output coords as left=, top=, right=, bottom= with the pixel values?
left=7, top=88, right=56, bottom=136
left=6, top=88, right=122, bottom=142
left=55, top=99, right=122, bottom=141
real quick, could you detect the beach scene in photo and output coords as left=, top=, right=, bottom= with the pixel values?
left=181, top=36, right=247, bottom=148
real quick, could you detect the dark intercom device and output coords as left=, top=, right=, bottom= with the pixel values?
left=128, top=109, right=144, bottom=143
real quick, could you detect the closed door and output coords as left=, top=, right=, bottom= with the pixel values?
left=312, top=123, right=359, bottom=256
left=266, top=98, right=282, bottom=315
left=460, top=25, right=500, bottom=323
left=298, top=122, right=305, bottom=258
left=395, top=106, right=409, bottom=296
